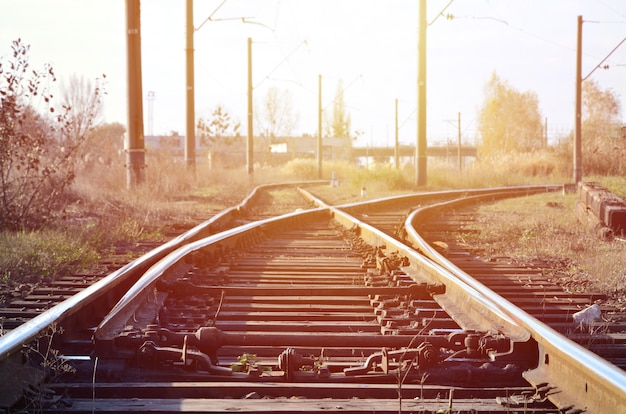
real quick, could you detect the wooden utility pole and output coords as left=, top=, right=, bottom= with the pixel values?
left=395, top=99, right=399, bottom=169
left=574, top=15, right=582, bottom=184
left=317, top=74, right=323, bottom=179
left=125, top=0, right=145, bottom=189
left=247, top=37, right=254, bottom=177
left=185, top=0, right=196, bottom=174
left=416, top=0, right=427, bottom=186
left=457, top=112, right=462, bottom=171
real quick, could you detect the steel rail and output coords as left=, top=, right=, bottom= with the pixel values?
left=403, top=190, right=626, bottom=413
left=94, top=208, right=330, bottom=342
left=299, top=187, right=541, bottom=341
left=314, top=184, right=561, bottom=214
left=96, top=187, right=543, bottom=348
left=0, top=181, right=327, bottom=363
left=2, top=183, right=591, bottom=412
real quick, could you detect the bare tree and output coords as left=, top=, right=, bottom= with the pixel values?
left=256, top=87, right=298, bottom=144
left=60, top=74, right=104, bottom=146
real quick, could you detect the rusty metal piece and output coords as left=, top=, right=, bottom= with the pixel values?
left=137, top=341, right=231, bottom=375
left=278, top=348, right=317, bottom=381
left=144, top=326, right=462, bottom=356
left=344, top=342, right=441, bottom=376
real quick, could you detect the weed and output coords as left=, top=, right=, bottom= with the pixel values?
left=230, top=353, right=269, bottom=374
left=298, top=350, right=330, bottom=377
left=0, top=229, right=100, bottom=283
left=21, top=323, right=76, bottom=412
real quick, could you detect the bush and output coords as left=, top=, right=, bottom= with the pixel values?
left=281, top=158, right=319, bottom=180
left=0, top=39, right=103, bottom=229
left=347, top=164, right=413, bottom=192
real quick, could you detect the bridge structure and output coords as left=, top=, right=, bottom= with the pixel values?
left=351, top=144, right=477, bottom=159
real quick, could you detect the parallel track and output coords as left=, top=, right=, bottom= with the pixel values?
left=0, top=184, right=624, bottom=413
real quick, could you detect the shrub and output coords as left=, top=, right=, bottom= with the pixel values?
left=0, top=39, right=104, bottom=229
left=281, top=158, right=319, bottom=180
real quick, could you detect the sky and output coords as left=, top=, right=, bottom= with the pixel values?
left=2, top=0, right=626, bottom=148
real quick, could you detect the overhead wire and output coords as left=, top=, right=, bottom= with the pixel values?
left=196, top=0, right=230, bottom=31
left=254, top=40, right=308, bottom=89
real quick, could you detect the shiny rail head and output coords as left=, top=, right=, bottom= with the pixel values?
left=95, top=208, right=329, bottom=342
left=403, top=186, right=626, bottom=413
left=327, top=203, right=532, bottom=343
left=89, top=200, right=543, bottom=390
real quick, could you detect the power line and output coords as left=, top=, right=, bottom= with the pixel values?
left=583, top=37, right=626, bottom=81
left=429, top=0, right=455, bottom=26
left=597, top=0, right=626, bottom=20
left=196, top=0, right=230, bottom=31
left=254, top=40, right=307, bottom=89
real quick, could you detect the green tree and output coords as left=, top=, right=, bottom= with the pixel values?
left=580, top=79, right=623, bottom=174
left=80, top=122, right=125, bottom=168
left=325, top=79, right=351, bottom=138
left=0, top=39, right=104, bottom=229
left=197, top=105, right=240, bottom=147
left=477, top=72, right=544, bottom=156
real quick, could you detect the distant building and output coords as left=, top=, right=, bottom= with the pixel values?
left=144, top=134, right=477, bottom=168
left=144, top=134, right=353, bottom=168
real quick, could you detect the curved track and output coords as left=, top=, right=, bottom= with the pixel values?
left=0, top=184, right=624, bottom=413
left=316, top=186, right=626, bottom=412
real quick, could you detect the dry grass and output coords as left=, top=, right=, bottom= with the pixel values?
left=455, top=191, right=626, bottom=296
left=0, top=158, right=254, bottom=285
left=4, top=145, right=626, bottom=301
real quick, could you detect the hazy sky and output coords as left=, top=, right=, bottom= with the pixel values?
left=2, top=0, right=625, bottom=147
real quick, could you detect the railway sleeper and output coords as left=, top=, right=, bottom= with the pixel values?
left=34, top=383, right=562, bottom=414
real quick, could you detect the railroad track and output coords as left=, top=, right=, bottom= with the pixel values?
left=412, top=198, right=626, bottom=372
left=332, top=187, right=626, bottom=370
left=0, top=182, right=323, bottom=337
left=0, top=184, right=624, bottom=413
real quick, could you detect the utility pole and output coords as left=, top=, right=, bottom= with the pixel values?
left=247, top=37, right=254, bottom=177
left=457, top=112, right=462, bottom=171
left=125, top=0, right=145, bottom=189
left=395, top=99, right=399, bottom=169
left=416, top=0, right=427, bottom=186
left=574, top=15, right=582, bottom=184
left=574, top=15, right=626, bottom=184
left=185, top=0, right=196, bottom=174
left=318, top=74, right=323, bottom=179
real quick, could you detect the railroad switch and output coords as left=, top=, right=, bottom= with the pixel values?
left=342, top=331, right=517, bottom=378
left=278, top=348, right=330, bottom=381
left=114, top=326, right=521, bottom=380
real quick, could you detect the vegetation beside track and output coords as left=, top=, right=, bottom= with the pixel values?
left=2, top=154, right=626, bottom=304
left=449, top=190, right=626, bottom=300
